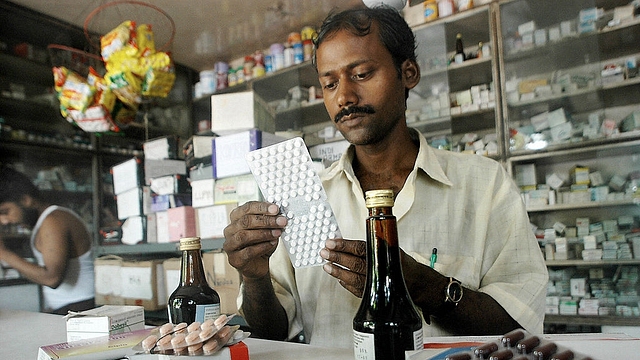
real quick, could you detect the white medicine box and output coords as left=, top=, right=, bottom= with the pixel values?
left=212, top=129, right=287, bottom=179
left=111, top=157, right=143, bottom=195
left=210, top=90, right=275, bottom=135
left=65, top=305, right=145, bottom=342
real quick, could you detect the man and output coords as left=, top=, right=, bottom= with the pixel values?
left=223, top=5, right=548, bottom=348
left=0, top=166, right=95, bottom=314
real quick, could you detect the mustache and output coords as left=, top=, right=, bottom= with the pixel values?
left=334, top=105, right=375, bottom=123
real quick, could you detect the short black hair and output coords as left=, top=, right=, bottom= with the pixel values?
left=312, top=5, right=417, bottom=76
left=0, top=166, right=41, bottom=204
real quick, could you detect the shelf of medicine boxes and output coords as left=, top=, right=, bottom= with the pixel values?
left=409, top=4, right=502, bottom=157
left=506, top=138, right=640, bottom=214
left=499, top=0, right=640, bottom=155
left=192, top=61, right=331, bottom=135
left=544, top=257, right=640, bottom=327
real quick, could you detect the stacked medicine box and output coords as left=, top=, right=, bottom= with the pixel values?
left=188, top=90, right=290, bottom=240
left=111, top=136, right=193, bottom=245
left=143, top=136, right=193, bottom=243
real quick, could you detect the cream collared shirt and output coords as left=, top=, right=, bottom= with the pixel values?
left=239, top=131, right=548, bottom=348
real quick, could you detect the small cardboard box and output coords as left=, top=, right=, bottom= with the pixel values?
left=144, top=159, right=187, bottom=184
left=94, top=256, right=124, bottom=306
left=188, top=162, right=214, bottom=181
left=149, top=174, right=191, bottom=196
left=191, top=178, right=216, bottom=208
left=196, top=204, right=235, bottom=239
left=309, top=140, right=350, bottom=164
left=120, top=259, right=167, bottom=311
left=184, top=135, right=216, bottom=166
left=65, top=305, right=145, bottom=342
left=214, top=174, right=261, bottom=205
left=156, top=211, right=170, bottom=243
left=116, top=186, right=144, bottom=220
left=146, top=213, right=158, bottom=243
left=143, top=135, right=180, bottom=160
left=212, top=129, right=286, bottom=179
left=210, top=90, right=275, bottom=135
left=167, top=206, right=197, bottom=242
left=111, top=157, right=143, bottom=195
left=120, top=215, right=147, bottom=245
left=38, top=328, right=155, bottom=360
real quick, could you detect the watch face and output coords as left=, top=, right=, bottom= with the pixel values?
left=450, top=282, right=462, bottom=302
left=447, top=279, right=463, bottom=303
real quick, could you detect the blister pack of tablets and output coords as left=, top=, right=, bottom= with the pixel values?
left=246, top=137, right=342, bottom=268
left=135, top=314, right=249, bottom=356
left=443, top=329, right=594, bottom=360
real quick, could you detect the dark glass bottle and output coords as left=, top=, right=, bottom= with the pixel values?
left=168, top=237, right=221, bottom=324
left=455, top=33, right=466, bottom=64
left=353, top=190, right=423, bottom=360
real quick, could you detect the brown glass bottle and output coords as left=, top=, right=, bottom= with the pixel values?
left=168, top=237, right=221, bottom=324
left=353, top=190, right=423, bottom=360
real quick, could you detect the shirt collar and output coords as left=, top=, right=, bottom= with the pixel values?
left=323, top=129, right=454, bottom=188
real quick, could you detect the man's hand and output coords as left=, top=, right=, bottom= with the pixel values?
left=223, top=201, right=287, bottom=279
left=319, top=238, right=367, bottom=297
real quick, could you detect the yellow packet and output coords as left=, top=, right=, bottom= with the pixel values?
left=58, top=69, right=96, bottom=112
left=142, top=68, right=176, bottom=97
left=106, top=48, right=144, bottom=76
left=101, top=20, right=136, bottom=61
left=105, top=69, right=142, bottom=108
left=136, top=24, right=156, bottom=57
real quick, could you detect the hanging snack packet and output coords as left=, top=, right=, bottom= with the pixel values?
left=101, top=20, right=136, bottom=61
left=136, top=24, right=156, bottom=57
left=141, top=52, right=175, bottom=97
left=87, top=67, right=117, bottom=114
left=53, top=66, right=96, bottom=113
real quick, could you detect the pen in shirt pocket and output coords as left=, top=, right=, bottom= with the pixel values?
left=430, top=248, right=437, bottom=268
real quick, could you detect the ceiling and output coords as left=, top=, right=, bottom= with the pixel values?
left=7, top=0, right=371, bottom=72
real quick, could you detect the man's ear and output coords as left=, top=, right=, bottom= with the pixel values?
left=402, top=59, right=420, bottom=90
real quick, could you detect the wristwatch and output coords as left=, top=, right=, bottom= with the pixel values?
left=432, top=276, right=463, bottom=318
left=444, top=277, right=463, bottom=306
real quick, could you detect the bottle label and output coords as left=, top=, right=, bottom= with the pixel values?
left=195, top=303, right=221, bottom=323
left=353, top=330, right=375, bottom=360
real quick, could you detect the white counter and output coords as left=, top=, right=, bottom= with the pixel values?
left=2, top=308, right=639, bottom=360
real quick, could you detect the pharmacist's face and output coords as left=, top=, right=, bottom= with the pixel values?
left=316, top=26, right=417, bottom=145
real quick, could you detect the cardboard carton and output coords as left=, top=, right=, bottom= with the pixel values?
left=120, top=259, right=167, bottom=311
left=66, top=305, right=145, bottom=342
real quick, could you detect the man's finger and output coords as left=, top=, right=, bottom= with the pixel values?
left=325, top=238, right=366, bottom=257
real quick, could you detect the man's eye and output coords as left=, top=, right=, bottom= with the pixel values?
left=323, top=82, right=337, bottom=90
left=353, top=72, right=369, bottom=80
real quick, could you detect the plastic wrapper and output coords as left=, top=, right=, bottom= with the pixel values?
left=105, top=69, right=143, bottom=108
left=88, top=67, right=117, bottom=113
left=67, top=105, right=119, bottom=133
left=134, top=314, right=250, bottom=356
left=101, top=20, right=136, bottom=61
left=53, top=66, right=96, bottom=113
left=136, top=24, right=156, bottom=57
left=141, top=52, right=175, bottom=97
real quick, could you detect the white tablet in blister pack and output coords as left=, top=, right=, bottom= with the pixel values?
left=245, top=137, right=342, bottom=268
